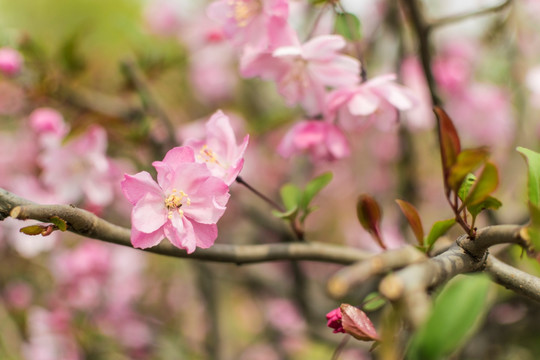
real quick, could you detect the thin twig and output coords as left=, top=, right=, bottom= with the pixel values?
left=428, top=0, right=513, bottom=30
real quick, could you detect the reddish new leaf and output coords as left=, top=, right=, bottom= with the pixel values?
left=357, top=194, right=386, bottom=249
left=434, top=107, right=461, bottom=189
left=396, top=199, right=424, bottom=246
left=340, top=303, right=379, bottom=341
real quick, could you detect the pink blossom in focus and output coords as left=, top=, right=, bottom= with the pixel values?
left=326, top=74, right=416, bottom=131
left=184, top=110, right=249, bottom=185
left=242, top=34, right=360, bottom=115
left=278, top=120, right=351, bottom=162
left=121, top=146, right=230, bottom=253
left=326, top=307, right=345, bottom=334
left=38, top=125, right=115, bottom=208
left=207, top=0, right=291, bottom=49
left=0, top=47, right=22, bottom=76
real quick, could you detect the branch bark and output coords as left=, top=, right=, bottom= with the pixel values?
left=1, top=188, right=369, bottom=265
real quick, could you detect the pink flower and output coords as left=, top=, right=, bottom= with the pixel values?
left=144, top=0, right=183, bottom=36
left=29, top=107, right=69, bottom=148
left=326, top=74, right=416, bottom=131
left=121, top=146, right=230, bottom=253
left=400, top=57, right=434, bottom=131
left=184, top=110, right=249, bottom=185
left=207, top=0, right=291, bottom=49
left=242, top=35, right=360, bottom=115
left=326, top=305, right=379, bottom=341
left=278, top=120, right=350, bottom=162
left=326, top=307, right=345, bottom=334
left=0, top=47, right=22, bottom=76
left=38, top=125, right=115, bottom=207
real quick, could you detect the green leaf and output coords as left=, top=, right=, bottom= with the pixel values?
left=362, top=292, right=386, bottom=312
left=457, top=173, right=476, bottom=201
left=447, top=148, right=489, bottom=191
left=50, top=216, right=67, bottom=231
left=334, top=12, right=362, bottom=41
left=280, top=183, right=302, bottom=211
left=425, top=218, right=456, bottom=251
left=407, top=274, right=491, bottom=360
left=272, top=206, right=298, bottom=220
left=357, top=194, right=386, bottom=249
left=516, top=147, right=540, bottom=207
left=467, top=196, right=502, bottom=218
left=19, top=225, right=47, bottom=236
left=463, top=162, right=499, bottom=206
left=395, top=199, right=424, bottom=246
left=300, top=172, right=332, bottom=210
left=434, top=107, right=461, bottom=186
left=521, top=202, right=540, bottom=251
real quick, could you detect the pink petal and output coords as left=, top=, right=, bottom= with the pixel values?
left=132, top=193, right=167, bottom=233
left=309, top=55, right=360, bottom=88
left=191, top=221, right=218, bottom=249
left=153, top=146, right=195, bottom=188
left=185, top=177, right=230, bottom=224
left=302, top=35, right=346, bottom=60
left=121, top=172, right=162, bottom=205
left=131, top=227, right=164, bottom=249
left=348, top=90, right=380, bottom=116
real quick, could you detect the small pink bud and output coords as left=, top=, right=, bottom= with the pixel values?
left=326, top=307, right=345, bottom=334
left=29, top=107, right=68, bottom=137
left=0, top=47, right=23, bottom=76
left=340, top=303, right=379, bottom=341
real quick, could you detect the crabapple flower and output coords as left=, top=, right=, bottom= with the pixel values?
left=184, top=110, right=249, bottom=185
left=207, top=0, right=291, bottom=49
left=242, top=35, right=360, bottom=115
left=278, top=120, right=350, bottom=162
left=121, top=146, right=230, bottom=253
left=39, top=125, right=115, bottom=207
left=29, top=107, right=69, bottom=148
left=326, top=74, right=416, bottom=131
left=0, top=47, right=22, bottom=76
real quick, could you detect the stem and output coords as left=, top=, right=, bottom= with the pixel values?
left=235, top=176, right=285, bottom=212
left=428, top=0, right=512, bottom=30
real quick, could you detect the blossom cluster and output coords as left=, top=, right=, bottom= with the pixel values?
left=121, top=110, right=249, bottom=253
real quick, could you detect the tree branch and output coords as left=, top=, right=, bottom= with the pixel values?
left=428, top=0, right=513, bottom=30
left=485, top=255, right=540, bottom=303
left=0, top=188, right=370, bottom=265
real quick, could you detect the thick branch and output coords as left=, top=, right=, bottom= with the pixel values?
left=1, top=188, right=369, bottom=265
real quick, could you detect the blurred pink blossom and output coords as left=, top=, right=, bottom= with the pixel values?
left=446, top=83, right=514, bottom=147
left=265, top=298, right=305, bottom=334
left=207, top=0, right=291, bottom=49
left=0, top=47, right=22, bottom=76
left=4, top=281, right=33, bottom=309
left=121, top=146, right=230, bottom=253
left=144, top=0, right=183, bottom=36
left=278, top=120, right=351, bottom=162
left=29, top=107, right=69, bottom=148
left=326, top=74, right=416, bottom=131
left=432, top=42, right=475, bottom=95
left=23, top=307, right=81, bottom=360
left=38, top=125, right=115, bottom=208
left=184, top=110, right=249, bottom=185
left=400, top=57, right=434, bottom=130
left=242, top=35, right=360, bottom=115
left=526, top=65, right=540, bottom=107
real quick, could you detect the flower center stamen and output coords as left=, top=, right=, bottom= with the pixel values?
left=229, top=0, right=261, bottom=27
left=198, top=145, right=226, bottom=168
left=164, top=189, right=191, bottom=219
